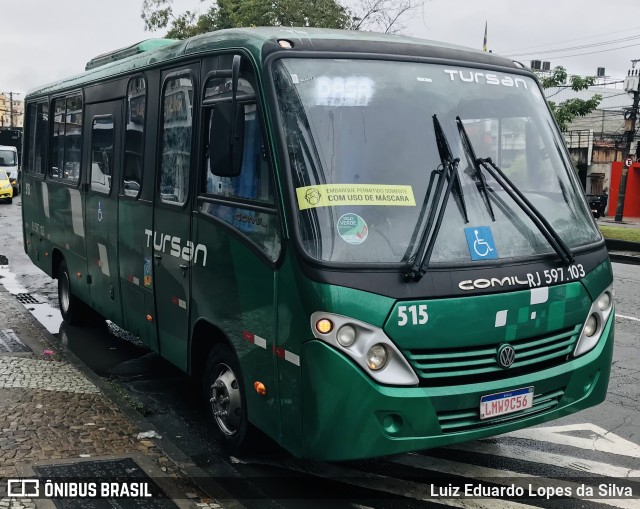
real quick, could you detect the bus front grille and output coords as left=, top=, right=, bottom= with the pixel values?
left=437, top=388, right=565, bottom=433
left=403, top=324, right=581, bottom=386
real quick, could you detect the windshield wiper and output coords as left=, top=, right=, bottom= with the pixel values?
left=404, top=115, right=466, bottom=282
left=456, top=117, right=495, bottom=221
left=456, top=118, right=574, bottom=265
left=479, top=158, right=574, bottom=264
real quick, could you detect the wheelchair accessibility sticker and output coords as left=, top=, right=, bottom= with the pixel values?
left=465, top=226, right=498, bottom=260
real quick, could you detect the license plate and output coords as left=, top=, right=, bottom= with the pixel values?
left=480, top=386, right=533, bottom=420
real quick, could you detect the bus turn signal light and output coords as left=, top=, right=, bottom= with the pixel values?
left=254, top=381, right=267, bottom=396
left=146, top=315, right=153, bottom=322
left=316, top=318, right=333, bottom=334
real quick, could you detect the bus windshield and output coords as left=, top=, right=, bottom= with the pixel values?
left=273, top=58, right=601, bottom=265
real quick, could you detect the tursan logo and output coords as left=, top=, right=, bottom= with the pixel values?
left=458, top=275, right=530, bottom=291
left=444, top=69, right=528, bottom=89
left=144, top=229, right=208, bottom=266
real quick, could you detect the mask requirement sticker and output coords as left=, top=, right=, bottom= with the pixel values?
left=296, top=184, right=416, bottom=210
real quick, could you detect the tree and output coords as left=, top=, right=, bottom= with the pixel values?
left=538, top=66, right=602, bottom=132
left=348, top=0, right=422, bottom=34
left=141, top=0, right=423, bottom=39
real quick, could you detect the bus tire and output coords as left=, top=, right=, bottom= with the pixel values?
left=203, top=344, right=254, bottom=453
left=58, top=260, right=83, bottom=324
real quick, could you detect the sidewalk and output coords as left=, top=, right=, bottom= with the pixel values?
left=0, top=283, right=225, bottom=508
left=596, top=217, right=640, bottom=264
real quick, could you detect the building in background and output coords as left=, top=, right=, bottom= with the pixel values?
left=0, top=93, right=24, bottom=128
left=542, top=70, right=631, bottom=199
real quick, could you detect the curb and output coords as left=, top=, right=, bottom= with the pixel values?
left=604, top=238, right=640, bottom=252
left=608, top=252, right=640, bottom=265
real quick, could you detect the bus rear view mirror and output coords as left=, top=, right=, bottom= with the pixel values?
left=209, top=102, right=245, bottom=178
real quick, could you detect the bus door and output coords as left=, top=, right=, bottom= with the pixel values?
left=152, top=66, right=199, bottom=369
left=193, top=54, right=282, bottom=442
left=83, top=100, right=123, bottom=323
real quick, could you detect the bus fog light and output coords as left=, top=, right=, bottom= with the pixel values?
left=597, top=292, right=611, bottom=312
left=336, top=325, right=357, bottom=347
left=366, top=344, right=388, bottom=371
left=584, top=314, right=598, bottom=337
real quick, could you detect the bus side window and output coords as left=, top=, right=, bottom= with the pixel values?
left=90, top=115, right=114, bottom=194
left=123, top=76, right=145, bottom=198
left=206, top=103, right=273, bottom=204
left=160, top=75, right=193, bottom=205
left=50, top=95, right=82, bottom=183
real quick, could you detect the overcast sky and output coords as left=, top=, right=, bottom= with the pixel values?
left=3, top=0, right=639, bottom=97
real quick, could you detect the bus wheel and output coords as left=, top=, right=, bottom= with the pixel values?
left=58, top=260, right=82, bottom=324
left=203, top=344, right=252, bottom=451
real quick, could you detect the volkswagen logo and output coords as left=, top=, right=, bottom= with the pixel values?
left=497, top=344, right=516, bottom=368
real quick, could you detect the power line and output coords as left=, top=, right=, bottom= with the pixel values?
left=505, top=26, right=640, bottom=53
left=506, top=34, right=640, bottom=57
left=531, top=41, right=640, bottom=60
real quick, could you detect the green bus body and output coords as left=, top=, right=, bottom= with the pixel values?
left=21, top=28, right=614, bottom=461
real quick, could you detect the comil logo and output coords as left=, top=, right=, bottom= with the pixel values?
left=8, top=479, right=39, bottom=497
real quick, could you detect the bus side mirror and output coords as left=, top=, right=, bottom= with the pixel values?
left=209, top=102, right=245, bottom=178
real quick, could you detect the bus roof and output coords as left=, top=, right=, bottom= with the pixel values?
left=26, top=27, right=520, bottom=99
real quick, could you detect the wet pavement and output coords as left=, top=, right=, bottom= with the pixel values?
left=0, top=274, right=222, bottom=508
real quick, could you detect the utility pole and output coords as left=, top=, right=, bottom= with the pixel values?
left=614, top=68, right=640, bottom=222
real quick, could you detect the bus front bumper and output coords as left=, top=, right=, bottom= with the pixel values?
left=301, top=315, right=613, bottom=461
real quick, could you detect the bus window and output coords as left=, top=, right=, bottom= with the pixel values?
left=50, top=94, right=82, bottom=183
left=35, top=103, right=49, bottom=175
left=160, top=76, right=193, bottom=205
left=90, top=115, right=114, bottom=194
left=123, top=77, right=145, bottom=198
left=201, top=70, right=280, bottom=260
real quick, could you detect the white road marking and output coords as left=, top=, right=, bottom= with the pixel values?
left=615, top=313, right=640, bottom=322
left=452, top=440, right=640, bottom=478
left=392, top=454, right=637, bottom=509
left=506, top=423, right=640, bottom=458
left=0, top=266, right=62, bottom=334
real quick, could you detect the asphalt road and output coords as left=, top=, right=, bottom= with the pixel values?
left=1, top=195, right=639, bottom=509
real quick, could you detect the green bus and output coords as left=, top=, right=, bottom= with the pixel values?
left=22, top=28, right=614, bottom=461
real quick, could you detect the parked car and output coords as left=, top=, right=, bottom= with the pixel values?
left=586, top=193, right=608, bottom=219
left=0, top=145, right=19, bottom=196
left=0, top=169, right=14, bottom=204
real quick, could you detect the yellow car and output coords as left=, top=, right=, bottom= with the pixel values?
left=0, top=170, right=13, bottom=204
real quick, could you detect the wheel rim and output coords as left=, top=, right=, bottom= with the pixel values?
left=60, top=271, right=70, bottom=314
left=209, top=363, right=242, bottom=436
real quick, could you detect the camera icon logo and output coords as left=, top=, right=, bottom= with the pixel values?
left=7, top=479, right=39, bottom=497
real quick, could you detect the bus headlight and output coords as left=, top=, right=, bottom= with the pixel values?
left=310, top=312, right=419, bottom=386
left=366, top=344, right=388, bottom=370
left=597, top=291, right=611, bottom=312
left=336, top=325, right=357, bottom=347
left=583, top=315, right=598, bottom=337
left=574, top=286, right=614, bottom=357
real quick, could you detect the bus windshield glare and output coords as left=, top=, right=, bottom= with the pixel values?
left=273, top=59, right=601, bottom=265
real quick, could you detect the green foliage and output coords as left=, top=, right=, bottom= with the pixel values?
left=538, top=66, right=602, bottom=131
left=142, top=0, right=352, bottom=39
left=141, top=0, right=422, bottom=38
